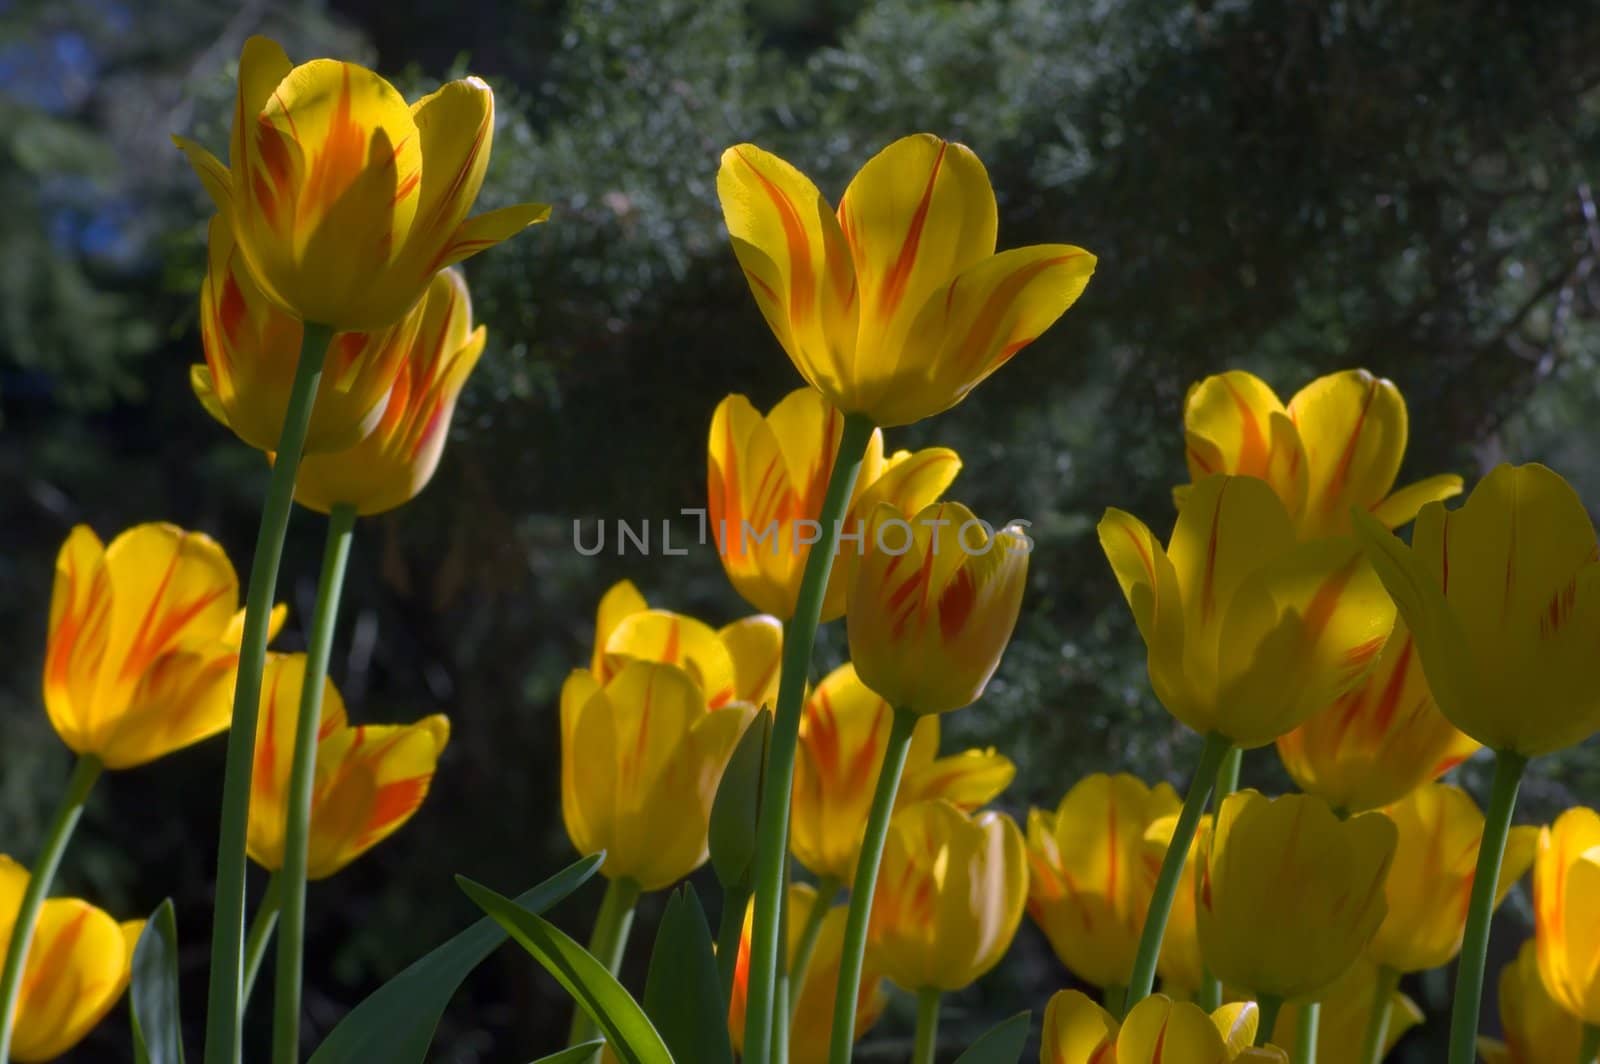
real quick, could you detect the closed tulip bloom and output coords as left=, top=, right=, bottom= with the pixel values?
left=717, top=134, right=1095, bottom=428
left=1026, top=774, right=1181, bottom=990
left=1178, top=369, right=1462, bottom=538
left=867, top=799, right=1026, bottom=992
left=1101, top=474, right=1394, bottom=748
left=175, top=36, right=548, bottom=331
left=848, top=501, right=1030, bottom=715
left=560, top=659, right=751, bottom=890
left=1356, top=463, right=1600, bottom=757
left=1198, top=791, right=1396, bottom=1002
left=294, top=269, right=486, bottom=514
left=1144, top=813, right=1210, bottom=996
left=1479, top=940, right=1586, bottom=1064
left=1040, top=991, right=1287, bottom=1064
left=45, top=522, right=284, bottom=769
left=791, top=663, right=1014, bottom=881
left=1534, top=806, right=1600, bottom=1023
left=1367, top=783, right=1536, bottom=973
left=1273, top=960, right=1423, bottom=1063
left=247, top=655, right=448, bottom=879
left=0, top=856, right=144, bottom=1063
left=707, top=388, right=960, bottom=620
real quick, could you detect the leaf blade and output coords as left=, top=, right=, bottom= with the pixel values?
left=951, top=1011, right=1031, bottom=1064
left=643, top=886, right=733, bottom=1064
left=130, top=899, right=184, bottom=1064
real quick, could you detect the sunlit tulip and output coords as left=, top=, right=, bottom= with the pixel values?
left=1198, top=791, right=1396, bottom=1002
left=560, top=659, right=751, bottom=890
left=717, top=134, right=1095, bottom=428
left=867, top=799, right=1026, bottom=992
left=175, top=36, right=548, bottom=331
left=294, top=269, right=486, bottom=514
left=1100, top=474, right=1394, bottom=748
left=1178, top=369, right=1462, bottom=539
left=1144, top=812, right=1209, bottom=996
left=247, top=655, right=448, bottom=879
left=1357, top=462, right=1600, bottom=757
left=1026, top=774, right=1181, bottom=990
left=707, top=388, right=960, bottom=620
left=791, top=663, right=1014, bottom=882
left=1479, top=940, right=1586, bottom=1064
left=1272, top=960, right=1422, bottom=1063
left=848, top=501, right=1030, bottom=715
left=728, top=883, right=889, bottom=1064
left=1535, top=806, right=1600, bottom=1023
left=1039, top=990, right=1287, bottom=1063
left=1366, top=783, right=1536, bottom=973
left=45, top=522, right=284, bottom=770
left=0, top=856, right=143, bottom=1063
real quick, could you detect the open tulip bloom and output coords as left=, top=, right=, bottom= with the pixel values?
left=1040, top=991, right=1287, bottom=1063
left=1481, top=939, right=1590, bottom=1064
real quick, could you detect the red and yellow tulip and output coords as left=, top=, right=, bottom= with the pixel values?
left=1534, top=806, right=1600, bottom=1023
left=1040, top=991, right=1286, bottom=1063
left=1479, top=939, right=1587, bottom=1064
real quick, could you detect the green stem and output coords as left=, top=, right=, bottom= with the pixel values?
left=773, top=857, right=791, bottom=1064
left=827, top=706, right=918, bottom=1064
left=1447, top=749, right=1527, bottom=1064
left=204, top=321, right=331, bottom=1064
left=1358, top=966, right=1399, bottom=1064
left=1103, top=984, right=1127, bottom=1016
left=743, top=412, right=875, bottom=1064
left=912, top=988, right=941, bottom=1064
left=0, top=755, right=101, bottom=1063
left=717, top=882, right=751, bottom=1010
left=242, top=875, right=284, bottom=1014
left=271, top=501, right=356, bottom=1064
left=1294, top=1002, right=1319, bottom=1064
left=1256, top=995, right=1283, bottom=1046
left=568, top=876, right=641, bottom=1052
left=788, top=877, right=837, bottom=1015
left=1581, top=1024, right=1600, bottom=1064
left=1124, top=731, right=1231, bottom=1013
left=1196, top=746, right=1242, bottom=1013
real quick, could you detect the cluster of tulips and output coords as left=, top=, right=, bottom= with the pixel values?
left=5, top=31, right=1600, bottom=1064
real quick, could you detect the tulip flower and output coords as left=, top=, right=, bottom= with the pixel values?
left=717, top=134, right=1095, bottom=428
left=1273, top=960, right=1423, bottom=1064
left=175, top=35, right=548, bottom=331
left=1143, top=812, right=1210, bottom=997
left=1026, top=774, right=1181, bottom=991
left=1040, top=990, right=1288, bottom=1063
left=1198, top=791, right=1396, bottom=1034
left=1479, top=940, right=1588, bottom=1064
left=728, top=884, right=889, bottom=1064
left=708, top=388, right=960, bottom=620
left=1178, top=368, right=1462, bottom=539
left=293, top=268, right=486, bottom=514
left=1534, top=807, right=1600, bottom=1025
left=0, top=857, right=144, bottom=1063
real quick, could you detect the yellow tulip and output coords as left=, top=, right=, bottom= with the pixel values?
left=1479, top=939, right=1586, bottom=1064
left=717, top=134, right=1095, bottom=428
left=44, top=522, right=284, bottom=770
left=847, top=501, right=1030, bottom=715
left=1366, top=783, right=1536, bottom=973
left=0, top=856, right=143, bottom=1063
left=1039, top=990, right=1288, bottom=1063
left=866, top=799, right=1026, bottom=992
left=728, top=884, right=889, bottom=1064
left=791, top=663, right=1014, bottom=882
left=1198, top=791, right=1396, bottom=1002
left=1144, top=812, right=1210, bottom=997
left=1356, top=462, right=1600, bottom=757
left=1100, top=474, right=1394, bottom=748
left=1178, top=369, right=1462, bottom=539
left=1026, top=774, right=1181, bottom=990
left=1272, top=960, right=1422, bottom=1063
left=175, top=36, right=548, bottom=331
left=560, top=659, right=751, bottom=890
left=1534, top=806, right=1600, bottom=1023
left=247, top=654, right=448, bottom=879
left=293, top=269, right=486, bottom=514
left=707, top=387, right=960, bottom=620
left=192, top=211, right=413, bottom=455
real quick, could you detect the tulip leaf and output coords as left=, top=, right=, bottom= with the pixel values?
left=642, top=886, right=733, bottom=1064
left=309, top=854, right=603, bottom=1064
left=951, top=1011, right=1031, bottom=1064
left=527, top=1043, right=605, bottom=1063
left=130, top=899, right=184, bottom=1064
left=457, top=875, right=673, bottom=1064
left=708, top=709, right=770, bottom=889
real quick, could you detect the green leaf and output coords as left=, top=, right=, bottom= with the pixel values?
left=456, top=875, right=673, bottom=1064
left=643, top=886, right=733, bottom=1064
left=309, top=854, right=603, bottom=1064
left=130, top=899, right=184, bottom=1064
left=708, top=709, right=769, bottom=889
left=528, top=1042, right=606, bottom=1063
left=951, top=1011, right=1031, bottom=1064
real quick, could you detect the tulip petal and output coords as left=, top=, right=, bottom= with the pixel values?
left=1182, top=371, right=1307, bottom=521
left=1369, top=472, right=1465, bottom=530
left=430, top=201, right=552, bottom=275
left=559, top=668, right=603, bottom=856
left=1287, top=370, right=1408, bottom=527
left=708, top=393, right=803, bottom=618
left=717, top=614, right=783, bottom=708
left=591, top=580, right=647, bottom=678
left=407, top=78, right=494, bottom=259
left=246, top=654, right=348, bottom=871
left=901, top=747, right=1014, bottom=811
left=1211, top=1000, right=1259, bottom=1053
left=1118, top=995, right=1229, bottom=1063
left=604, top=609, right=738, bottom=709
left=228, top=35, right=294, bottom=178
left=43, top=526, right=111, bottom=756
left=171, top=136, right=232, bottom=211
left=8, top=896, right=133, bottom=1063
left=1039, top=989, right=1117, bottom=1064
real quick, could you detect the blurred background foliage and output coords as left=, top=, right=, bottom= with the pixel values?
left=3, top=0, right=1600, bottom=1058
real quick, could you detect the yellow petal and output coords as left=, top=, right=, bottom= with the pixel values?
left=1369, top=473, right=1464, bottom=530
left=246, top=653, right=349, bottom=871
left=1210, top=1000, right=1258, bottom=1054
left=1181, top=371, right=1306, bottom=522
left=406, top=78, right=495, bottom=262
left=1501, top=937, right=1586, bottom=1060
left=171, top=135, right=231, bottom=212
left=1118, top=995, right=1229, bottom=1063
left=1039, top=989, right=1117, bottom=1064
left=717, top=614, right=783, bottom=708
left=591, top=580, right=648, bottom=677
left=1536, top=808, right=1600, bottom=1023
left=901, top=747, right=1014, bottom=810
left=43, top=526, right=110, bottom=756
left=428, top=201, right=552, bottom=276
left=1097, top=506, right=1184, bottom=684
left=708, top=392, right=805, bottom=618
left=228, top=36, right=294, bottom=178
left=8, top=896, right=133, bottom=1062
left=603, top=608, right=737, bottom=708
left=1286, top=370, right=1408, bottom=536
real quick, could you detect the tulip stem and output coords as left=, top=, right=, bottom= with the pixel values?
left=271, top=500, right=356, bottom=1064
left=788, top=877, right=838, bottom=1015
left=1255, top=994, right=1283, bottom=1045
left=1103, top=984, right=1126, bottom=1015
left=1294, top=1002, right=1319, bottom=1063
left=1358, top=966, right=1399, bottom=1064
left=1196, top=747, right=1242, bottom=1012
left=1447, top=748, right=1527, bottom=1064
left=568, top=875, right=640, bottom=1052
left=1581, top=1024, right=1600, bottom=1064
left=912, top=988, right=941, bottom=1064
left=773, top=856, right=791, bottom=1064
left=827, top=705, right=917, bottom=1064
left=204, top=321, right=331, bottom=1064
left=1124, top=731, right=1231, bottom=1015
left=242, top=875, right=283, bottom=1014
left=0, top=754, right=101, bottom=1064
left=717, top=882, right=751, bottom=1009
left=744, top=412, right=875, bottom=1064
